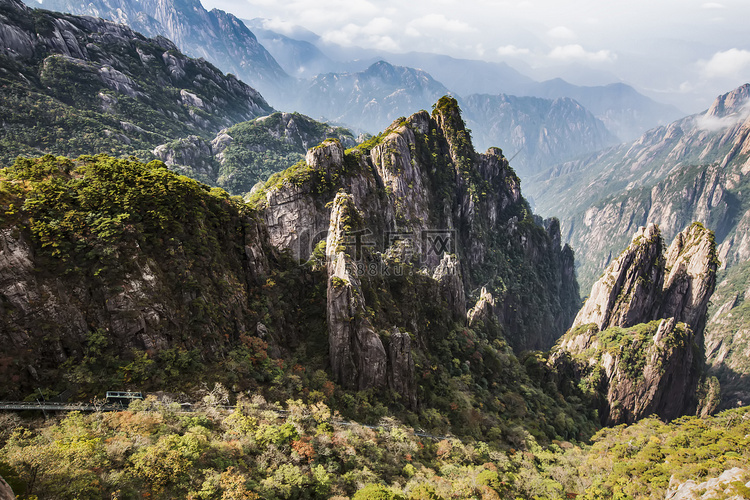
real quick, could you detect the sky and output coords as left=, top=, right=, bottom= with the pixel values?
left=202, top=0, right=750, bottom=113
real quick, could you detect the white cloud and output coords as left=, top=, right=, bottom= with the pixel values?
left=497, top=44, right=530, bottom=56
left=405, top=13, right=475, bottom=37
left=548, top=44, right=616, bottom=63
left=696, top=99, right=750, bottom=131
left=701, top=2, right=726, bottom=8
left=701, top=48, right=750, bottom=79
left=547, top=26, right=576, bottom=40
left=322, top=18, right=401, bottom=52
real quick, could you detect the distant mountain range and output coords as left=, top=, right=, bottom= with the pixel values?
left=28, top=0, right=682, bottom=150
left=247, top=19, right=684, bottom=142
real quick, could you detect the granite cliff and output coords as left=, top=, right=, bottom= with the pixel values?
left=530, top=84, right=750, bottom=408
left=552, top=223, right=719, bottom=424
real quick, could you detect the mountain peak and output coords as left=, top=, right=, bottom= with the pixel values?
left=705, top=83, right=750, bottom=119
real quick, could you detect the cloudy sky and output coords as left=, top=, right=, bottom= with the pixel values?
left=203, top=0, right=750, bottom=113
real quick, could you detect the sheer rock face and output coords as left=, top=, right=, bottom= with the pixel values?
left=325, top=193, right=388, bottom=391
left=603, top=318, right=699, bottom=424
left=467, top=287, right=495, bottom=327
left=572, top=223, right=664, bottom=331
left=262, top=100, right=579, bottom=359
left=572, top=223, right=717, bottom=336
left=556, top=223, right=718, bottom=425
left=660, top=223, right=719, bottom=337
left=557, top=318, right=699, bottom=425
left=432, top=253, right=466, bottom=321
left=387, top=328, right=417, bottom=409
left=0, top=205, right=272, bottom=397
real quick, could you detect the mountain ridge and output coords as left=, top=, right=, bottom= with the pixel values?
left=27, top=0, right=292, bottom=102
left=0, top=0, right=273, bottom=162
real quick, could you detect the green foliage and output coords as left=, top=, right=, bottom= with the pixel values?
left=353, top=483, right=406, bottom=500
left=211, top=113, right=355, bottom=195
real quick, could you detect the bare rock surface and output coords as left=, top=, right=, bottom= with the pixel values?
left=555, top=222, right=718, bottom=424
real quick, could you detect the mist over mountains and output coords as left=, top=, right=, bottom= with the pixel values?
left=25, top=0, right=681, bottom=176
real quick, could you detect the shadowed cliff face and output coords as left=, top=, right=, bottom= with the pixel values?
left=553, top=223, right=719, bottom=425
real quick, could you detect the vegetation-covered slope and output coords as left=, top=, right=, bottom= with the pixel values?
left=0, top=393, right=748, bottom=499
left=27, top=0, right=292, bottom=102
left=0, top=99, right=592, bottom=452
left=153, top=112, right=357, bottom=195
left=0, top=0, right=273, bottom=164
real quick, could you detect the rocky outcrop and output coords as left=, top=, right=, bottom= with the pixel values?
left=555, top=223, right=718, bottom=424
left=666, top=468, right=750, bottom=500
left=325, top=192, right=388, bottom=391
left=153, top=135, right=217, bottom=180
left=0, top=156, right=276, bottom=398
left=572, top=223, right=664, bottom=331
left=0, top=97, right=579, bottom=407
left=467, top=287, right=495, bottom=327
left=0, top=474, right=14, bottom=500
left=432, top=253, right=466, bottom=320
left=660, top=223, right=720, bottom=337
left=556, top=318, right=700, bottom=424
left=259, top=97, right=580, bottom=354
left=244, top=96, right=580, bottom=401
left=572, top=223, right=717, bottom=336
left=387, top=328, right=417, bottom=409
left=153, top=112, right=356, bottom=196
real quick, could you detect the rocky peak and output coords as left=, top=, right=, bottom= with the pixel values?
left=432, top=253, right=466, bottom=320
left=306, top=139, right=345, bottom=174
left=705, top=83, right=750, bottom=119
left=572, top=223, right=664, bottom=331
left=555, top=222, right=719, bottom=425
left=252, top=97, right=580, bottom=396
left=432, top=96, right=476, bottom=166
left=572, top=222, right=718, bottom=338
left=660, top=223, right=719, bottom=336
left=325, top=192, right=388, bottom=391
left=467, top=287, right=495, bottom=327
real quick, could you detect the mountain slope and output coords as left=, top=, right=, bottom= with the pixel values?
left=153, top=112, right=357, bottom=195
left=461, top=93, right=618, bottom=176
left=0, top=97, right=592, bottom=449
left=530, top=83, right=750, bottom=408
left=28, top=0, right=291, bottom=102
left=0, top=0, right=273, bottom=163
